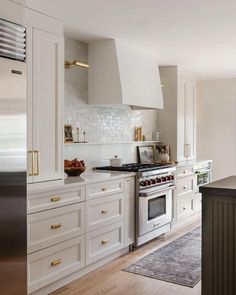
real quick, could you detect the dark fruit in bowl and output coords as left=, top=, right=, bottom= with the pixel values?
left=64, top=158, right=86, bottom=176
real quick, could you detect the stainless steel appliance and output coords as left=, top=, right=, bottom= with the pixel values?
left=95, top=163, right=176, bottom=247
left=0, top=18, right=27, bottom=294
left=136, top=166, right=175, bottom=246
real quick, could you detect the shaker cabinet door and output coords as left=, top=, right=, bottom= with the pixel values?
left=185, top=81, right=196, bottom=160
left=177, top=78, right=196, bottom=162
left=28, top=29, right=64, bottom=183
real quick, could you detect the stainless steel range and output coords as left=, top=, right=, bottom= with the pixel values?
left=95, top=163, right=176, bottom=247
left=136, top=166, right=176, bottom=246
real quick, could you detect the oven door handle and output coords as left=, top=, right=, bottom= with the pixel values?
left=139, top=185, right=176, bottom=197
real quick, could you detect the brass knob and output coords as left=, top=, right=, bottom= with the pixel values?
left=101, top=186, right=109, bottom=191
left=101, top=209, right=108, bottom=214
left=51, top=196, right=61, bottom=202
left=51, top=259, right=62, bottom=267
left=101, top=239, right=110, bottom=245
left=51, top=223, right=62, bottom=230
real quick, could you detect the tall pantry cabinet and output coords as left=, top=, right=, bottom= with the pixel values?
left=159, top=66, right=197, bottom=162
left=27, top=25, right=64, bottom=184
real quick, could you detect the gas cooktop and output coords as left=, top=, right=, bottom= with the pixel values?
left=94, top=163, right=173, bottom=172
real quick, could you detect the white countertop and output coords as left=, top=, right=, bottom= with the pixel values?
left=176, top=159, right=212, bottom=167
left=64, top=171, right=136, bottom=186
left=28, top=170, right=136, bottom=194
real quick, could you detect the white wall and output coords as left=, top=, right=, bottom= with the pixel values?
left=197, top=79, right=236, bottom=181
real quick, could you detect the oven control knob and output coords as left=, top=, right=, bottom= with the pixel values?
left=140, top=181, right=147, bottom=187
left=170, top=175, right=174, bottom=180
left=146, top=180, right=151, bottom=185
left=151, top=179, right=156, bottom=184
left=166, top=175, right=171, bottom=181
left=161, top=176, right=167, bottom=182
left=156, top=177, right=161, bottom=183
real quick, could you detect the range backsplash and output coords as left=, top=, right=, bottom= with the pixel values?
left=64, top=105, right=144, bottom=142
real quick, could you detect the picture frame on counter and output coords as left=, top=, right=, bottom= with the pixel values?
left=64, top=125, right=73, bottom=142
left=137, top=145, right=155, bottom=164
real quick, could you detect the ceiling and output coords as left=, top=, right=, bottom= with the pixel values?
left=24, top=0, right=236, bottom=80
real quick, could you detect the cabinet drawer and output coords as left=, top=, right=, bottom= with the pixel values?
left=28, top=235, right=85, bottom=293
left=177, top=176, right=194, bottom=196
left=28, top=203, right=85, bottom=253
left=28, top=185, right=85, bottom=214
left=177, top=194, right=194, bottom=221
left=86, top=194, right=124, bottom=232
left=86, top=179, right=124, bottom=200
left=177, top=166, right=194, bottom=178
left=194, top=192, right=202, bottom=213
left=86, top=222, right=124, bottom=265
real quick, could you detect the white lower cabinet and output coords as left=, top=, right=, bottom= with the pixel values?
left=86, top=178, right=124, bottom=199
left=27, top=176, right=135, bottom=294
left=124, top=177, right=135, bottom=247
left=86, top=221, right=124, bottom=265
left=174, top=164, right=195, bottom=224
left=177, top=193, right=194, bottom=221
left=28, top=235, right=85, bottom=293
left=86, top=193, right=124, bottom=232
left=28, top=185, right=85, bottom=214
left=28, top=202, right=85, bottom=253
left=194, top=192, right=202, bottom=213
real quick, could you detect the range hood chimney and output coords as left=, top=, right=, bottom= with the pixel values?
left=88, top=39, right=163, bottom=109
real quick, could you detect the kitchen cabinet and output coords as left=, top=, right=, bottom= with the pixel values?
left=159, top=66, right=196, bottom=162
left=173, top=164, right=195, bottom=224
left=27, top=28, right=64, bottom=184
left=86, top=193, right=124, bottom=232
left=124, top=177, right=135, bottom=247
left=28, top=235, right=85, bottom=293
left=85, top=221, right=124, bottom=265
left=28, top=202, right=85, bottom=253
left=27, top=175, right=135, bottom=295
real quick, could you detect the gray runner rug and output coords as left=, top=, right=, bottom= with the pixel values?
left=123, top=227, right=201, bottom=288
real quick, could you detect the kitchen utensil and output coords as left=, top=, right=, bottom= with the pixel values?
left=110, top=155, right=123, bottom=167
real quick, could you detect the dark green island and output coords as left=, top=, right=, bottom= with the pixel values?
left=200, top=176, right=236, bottom=295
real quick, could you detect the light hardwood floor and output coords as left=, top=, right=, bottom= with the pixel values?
left=51, top=217, right=201, bottom=295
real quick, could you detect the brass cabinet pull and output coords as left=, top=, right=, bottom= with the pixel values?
left=101, top=209, right=109, bottom=214
left=33, top=150, right=39, bottom=176
left=51, top=258, right=62, bottom=267
left=101, top=186, right=110, bottom=191
left=183, top=206, right=188, bottom=210
left=51, top=223, right=62, bottom=230
left=183, top=186, right=188, bottom=189
left=28, top=150, right=34, bottom=176
left=28, top=150, right=33, bottom=176
left=184, top=144, right=191, bottom=158
left=101, top=239, right=110, bottom=245
left=51, top=196, right=61, bottom=203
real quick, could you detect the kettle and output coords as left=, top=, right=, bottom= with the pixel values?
left=110, top=155, right=123, bottom=167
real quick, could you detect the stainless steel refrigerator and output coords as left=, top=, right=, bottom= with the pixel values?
left=0, top=18, right=27, bottom=294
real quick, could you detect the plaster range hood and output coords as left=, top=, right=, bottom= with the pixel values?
left=88, top=39, right=163, bottom=110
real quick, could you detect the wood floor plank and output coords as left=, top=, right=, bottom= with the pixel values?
left=51, top=218, right=201, bottom=295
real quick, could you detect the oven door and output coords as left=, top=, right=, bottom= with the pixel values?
left=138, top=187, right=173, bottom=236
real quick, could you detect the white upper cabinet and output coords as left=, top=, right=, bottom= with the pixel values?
left=88, top=39, right=163, bottom=109
left=159, top=66, right=196, bottom=162
left=27, top=29, right=64, bottom=183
